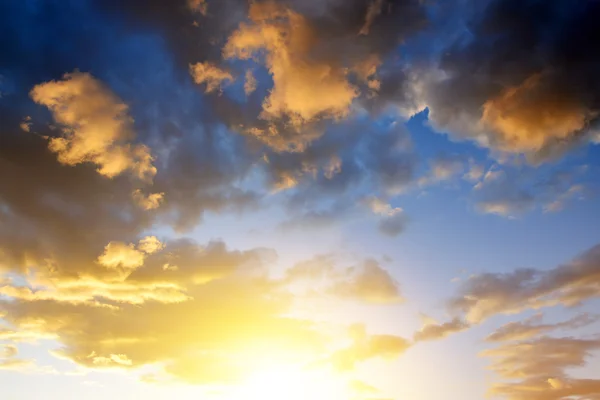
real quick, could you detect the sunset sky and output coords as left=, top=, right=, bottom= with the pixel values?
left=1, top=1, right=600, bottom=399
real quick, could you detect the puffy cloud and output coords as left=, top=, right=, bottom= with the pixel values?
left=97, top=241, right=146, bottom=271
left=224, top=3, right=358, bottom=123
left=137, top=236, right=164, bottom=255
left=216, top=0, right=427, bottom=151
left=364, top=197, right=407, bottom=237
left=449, top=243, right=600, bottom=323
left=413, top=317, right=470, bottom=342
left=486, top=313, right=599, bottom=342
left=0, top=240, right=331, bottom=382
left=480, top=73, right=591, bottom=154
left=222, top=3, right=359, bottom=149
left=189, top=62, right=233, bottom=93
left=30, top=72, right=157, bottom=182
left=418, top=0, right=600, bottom=161
left=328, top=259, right=403, bottom=304
left=132, top=190, right=165, bottom=210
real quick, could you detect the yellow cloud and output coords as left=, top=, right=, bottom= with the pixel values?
left=224, top=2, right=358, bottom=127
left=137, top=236, right=164, bottom=255
left=189, top=62, right=233, bottom=93
left=481, top=73, right=591, bottom=153
left=330, top=324, right=410, bottom=371
left=484, top=336, right=600, bottom=400
left=30, top=72, right=157, bottom=182
left=132, top=189, right=165, bottom=210
left=97, top=241, right=146, bottom=271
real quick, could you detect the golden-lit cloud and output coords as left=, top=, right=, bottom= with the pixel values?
left=137, top=236, right=164, bottom=254
left=0, top=270, right=323, bottom=382
left=327, top=259, right=402, bottom=304
left=132, top=189, right=165, bottom=210
left=223, top=2, right=359, bottom=148
left=485, top=313, right=598, bottom=342
left=330, top=324, right=410, bottom=371
left=0, top=234, right=410, bottom=385
left=481, top=73, right=591, bottom=153
left=244, top=69, right=257, bottom=96
left=30, top=72, right=157, bottom=182
left=413, top=317, right=470, bottom=342
left=449, top=244, right=600, bottom=323
left=97, top=241, right=146, bottom=271
left=189, top=62, right=234, bottom=93
left=0, top=344, right=31, bottom=370
left=364, top=197, right=407, bottom=237
left=483, top=336, right=600, bottom=400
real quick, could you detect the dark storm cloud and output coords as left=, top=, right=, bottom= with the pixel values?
left=416, top=0, right=600, bottom=161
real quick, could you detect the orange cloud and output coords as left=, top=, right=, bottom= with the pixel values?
left=481, top=73, right=591, bottom=153
left=223, top=2, right=358, bottom=133
left=189, top=62, right=233, bottom=93
left=30, top=72, right=157, bottom=182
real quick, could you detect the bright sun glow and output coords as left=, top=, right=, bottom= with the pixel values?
left=225, top=364, right=351, bottom=400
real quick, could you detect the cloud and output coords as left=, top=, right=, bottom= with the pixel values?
left=187, top=0, right=207, bottom=15
left=417, top=156, right=465, bottom=187
left=328, top=259, right=403, bottom=304
left=212, top=0, right=427, bottom=151
left=137, top=236, right=164, bottom=255
left=0, top=240, right=327, bottom=383
left=483, top=336, right=600, bottom=400
left=222, top=2, right=359, bottom=149
left=364, top=197, right=407, bottom=237
left=449, top=243, right=600, bottom=323
left=359, top=0, right=384, bottom=35
left=330, top=324, right=410, bottom=371
left=463, top=161, right=485, bottom=183
left=244, top=70, right=257, bottom=96
left=480, top=73, right=591, bottom=154
left=413, top=317, right=470, bottom=342
left=189, top=62, right=233, bottom=93
left=486, top=313, right=599, bottom=342
left=543, top=184, right=585, bottom=213
left=30, top=72, right=157, bottom=182
left=418, top=0, right=600, bottom=161
left=283, top=256, right=403, bottom=304
left=132, top=190, right=165, bottom=210
left=97, top=241, right=146, bottom=271
left=471, top=164, right=588, bottom=218
left=0, top=344, right=31, bottom=371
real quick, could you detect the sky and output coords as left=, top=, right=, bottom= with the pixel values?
left=1, top=1, right=600, bottom=399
